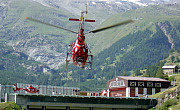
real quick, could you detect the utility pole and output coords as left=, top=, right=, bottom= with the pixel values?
left=79, top=74, right=80, bottom=88
left=0, top=84, right=1, bottom=103
left=114, top=64, right=116, bottom=77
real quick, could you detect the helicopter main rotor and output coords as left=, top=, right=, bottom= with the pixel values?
left=25, top=17, right=134, bottom=34
left=89, top=19, right=134, bottom=33
left=25, top=17, right=78, bottom=34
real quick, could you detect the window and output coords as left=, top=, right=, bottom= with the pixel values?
left=121, top=80, right=125, bottom=86
left=155, top=83, right=161, bottom=87
left=109, top=80, right=125, bottom=88
left=147, top=82, right=153, bottom=87
left=130, top=82, right=136, bottom=86
left=147, top=88, right=152, bottom=95
left=138, top=82, right=144, bottom=87
left=155, top=88, right=160, bottom=93
left=130, top=87, right=135, bottom=97
left=138, top=87, right=143, bottom=94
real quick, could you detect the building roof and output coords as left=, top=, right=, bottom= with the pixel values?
left=162, top=65, right=177, bottom=69
left=117, top=76, right=169, bottom=82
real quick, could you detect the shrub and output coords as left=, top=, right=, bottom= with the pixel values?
left=163, top=98, right=178, bottom=107
left=0, top=102, right=21, bottom=110
left=158, top=106, right=168, bottom=110
left=176, top=93, right=180, bottom=99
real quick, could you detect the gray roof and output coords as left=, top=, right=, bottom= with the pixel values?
left=117, top=76, right=169, bottom=82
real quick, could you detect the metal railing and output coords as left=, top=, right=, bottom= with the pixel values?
left=0, top=83, right=80, bottom=102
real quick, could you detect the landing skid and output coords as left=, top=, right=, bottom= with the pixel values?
left=66, top=53, right=93, bottom=70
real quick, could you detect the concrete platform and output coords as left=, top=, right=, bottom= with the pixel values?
left=9, top=93, right=157, bottom=110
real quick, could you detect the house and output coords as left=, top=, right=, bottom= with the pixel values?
left=162, top=65, right=179, bottom=74
left=107, top=76, right=170, bottom=97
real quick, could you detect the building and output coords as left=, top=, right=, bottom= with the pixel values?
left=80, top=91, right=101, bottom=96
left=162, top=65, right=179, bottom=74
left=107, top=76, right=171, bottom=97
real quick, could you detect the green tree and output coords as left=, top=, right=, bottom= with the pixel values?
left=156, top=66, right=164, bottom=79
left=171, top=56, right=175, bottom=63
left=177, top=48, right=180, bottom=53
left=135, top=68, right=141, bottom=76
left=176, top=56, right=180, bottom=62
left=122, top=70, right=126, bottom=76
left=170, top=49, right=175, bottom=53
left=168, top=76, right=176, bottom=82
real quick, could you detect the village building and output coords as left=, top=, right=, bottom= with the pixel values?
left=162, top=65, right=179, bottom=74
left=107, top=76, right=171, bottom=97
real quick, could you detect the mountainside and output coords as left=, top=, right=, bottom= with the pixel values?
left=89, top=4, right=180, bottom=53
left=0, top=0, right=175, bottom=69
left=0, top=42, right=45, bottom=84
left=90, top=4, right=180, bottom=74
left=0, top=0, right=84, bottom=68
left=0, top=0, right=139, bottom=69
left=1, top=0, right=180, bottom=90
left=162, top=48, right=180, bottom=66
left=65, top=4, right=180, bottom=90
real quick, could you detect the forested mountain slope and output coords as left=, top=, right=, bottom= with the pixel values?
left=90, top=4, right=180, bottom=76
left=1, top=0, right=180, bottom=91
left=89, top=4, right=180, bottom=54
left=0, top=42, right=44, bottom=84
left=64, top=4, right=180, bottom=90
left=0, top=0, right=96, bottom=68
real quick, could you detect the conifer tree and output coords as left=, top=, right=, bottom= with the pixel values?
left=135, top=68, right=141, bottom=76
left=122, top=70, right=126, bottom=76
left=156, top=66, right=164, bottom=79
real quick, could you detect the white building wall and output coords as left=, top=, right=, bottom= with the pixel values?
left=135, top=87, right=138, bottom=96
left=144, top=88, right=147, bottom=95
left=126, top=87, right=130, bottom=97
left=152, top=88, right=155, bottom=95
left=107, top=89, right=110, bottom=97
left=161, top=88, right=167, bottom=92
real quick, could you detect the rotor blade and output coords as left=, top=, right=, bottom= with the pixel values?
left=25, top=17, right=78, bottom=34
left=89, top=19, right=134, bottom=33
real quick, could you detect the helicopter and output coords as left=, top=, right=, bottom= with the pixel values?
left=25, top=6, right=134, bottom=70
left=13, top=84, right=39, bottom=93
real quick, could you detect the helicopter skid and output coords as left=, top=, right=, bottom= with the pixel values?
left=66, top=53, right=93, bottom=70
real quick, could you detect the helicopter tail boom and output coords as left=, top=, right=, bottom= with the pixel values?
left=85, top=19, right=95, bottom=22
left=69, top=18, right=80, bottom=21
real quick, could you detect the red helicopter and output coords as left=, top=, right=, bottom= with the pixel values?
left=25, top=6, right=134, bottom=70
left=13, top=84, right=39, bottom=93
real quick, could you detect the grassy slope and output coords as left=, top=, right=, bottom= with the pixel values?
left=149, top=85, right=180, bottom=110
left=3, top=1, right=180, bottom=56
left=1, top=0, right=94, bottom=44
left=149, top=86, right=179, bottom=98
left=88, top=4, right=180, bottom=55
left=0, top=102, right=21, bottom=110
left=162, top=51, right=180, bottom=66
left=8, top=0, right=76, bottom=43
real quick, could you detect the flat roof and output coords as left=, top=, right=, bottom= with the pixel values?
left=162, top=65, right=177, bottom=69
left=117, top=76, right=169, bottom=82
left=10, top=93, right=157, bottom=100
